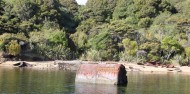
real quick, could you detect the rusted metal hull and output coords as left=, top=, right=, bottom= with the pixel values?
left=75, top=64, right=127, bottom=85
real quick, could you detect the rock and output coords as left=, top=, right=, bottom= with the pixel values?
left=144, top=62, right=162, bottom=67
left=166, top=64, right=175, bottom=68
left=13, top=61, right=32, bottom=67
left=175, top=67, right=182, bottom=72
left=168, top=67, right=182, bottom=72
left=175, top=67, right=181, bottom=70
left=57, top=61, right=80, bottom=71
left=75, top=64, right=128, bottom=85
left=137, top=63, right=144, bottom=65
left=168, top=69, right=174, bottom=71
left=144, top=62, right=154, bottom=66
left=129, top=66, right=133, bottom=69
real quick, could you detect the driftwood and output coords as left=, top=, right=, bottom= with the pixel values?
left=13, top=61, right=32, bottom=67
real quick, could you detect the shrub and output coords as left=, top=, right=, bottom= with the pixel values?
left=171, top=54, right=186, bottom=65
left=119, top=52, right=137, bottom=63
left=0, top=39, right=4, bottom=51
left=161, top=36, right=183, bottom=60
left=80, top=49, right=101, bottom=61
left=29, top=29, right=74, bottom=60
left=138, top=17, right=152, bottom=28
left=140, top=42, right=161, bottom=62
left=80, top=48, right=119, bottom=61
left=35, top=43, right=73, bottom=60
left=5, top=40, right=21, bottom=56
left=122, top=38, right=138, bottom=56
left=0, top=33, right=28, bottom=57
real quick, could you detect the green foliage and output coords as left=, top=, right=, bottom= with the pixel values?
left=138, top=17, right=152, bottom=28
left=113, top=0, right=133, bottom=19
left=171, top=54, right=186, bottom=65
left=122, top=38, right=138, bottom=56
left=113, top=0, right=176, bottom=20
left=88, top=31, right=109, bottom=50
left=5, top=40, right=21, bottom=56
left=86, top=30, right=119, bottom=61
left=140, top=42, right=160, bottom=62
left=80, top=49, right=101, bottom=61
left=70, top=19, right=96, bottom=50
left=0, top=0, right=190, bottom=64
left=0, top=39, right=4, bottom=51
left=0, top=32, right=28, bottom=53
left=0, top=0, right=78, bottom=34
left=86, top=0, right=117, bottom=22
left=0, top=33, right=28, bottom=42
left=119, top=52, right=137, bottom=62
left=59, top=0, right=78, bottom=15
left=185, top=47, right=190, bottom=60
left=161, top=36, right=183, bottom=60
left=49, top=31, right=67, bottom=46
left=29, top=29, right=73, bottom=60
left=153, top=12, right=172, bottom=25
left=35, top=43, right=72, bottom=60
left=175, top=0, right=190, bottom=16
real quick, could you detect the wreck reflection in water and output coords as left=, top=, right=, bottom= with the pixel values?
left=1, top=68, right=190, bottom=94
left=75, top=83, right=126, bottom=94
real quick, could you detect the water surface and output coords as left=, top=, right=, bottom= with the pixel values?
left=0, top=68, right=190, bottom=94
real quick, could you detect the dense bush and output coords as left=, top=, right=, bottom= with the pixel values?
left=140, top=42, right=161, bottom=62
left=1, top=0, right=190, bottom=65
left=5, top=40, right=21, bottom=56
left=35, top=43, right=72, bottom=60
left=29, top=29, right=73, bottom=60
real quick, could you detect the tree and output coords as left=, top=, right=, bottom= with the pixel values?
left=175, top=0, right=190, bottom=16
left=86, top=0, right=117, bottom=22
left=59, top=0, right=78, bottom=15
left=161, top=36, right=183, bottom=61
left=140, top=42, right=161, bottom=62
left=113, top=0, right=133, bottom=19
left=5, top=40, right=21, bottom=56
left=113, top=0, right=176, bottom=20
left=11, top=0, right=38, bottom=21
left=29, top=29, right=73, bottom=60
left=70, top=18, right=97, bottom=52
left=185, top=47, right=190, bottom=63
left=122, top=38, right=138, bottom=56
left=0, top=0, right=4, bottom=15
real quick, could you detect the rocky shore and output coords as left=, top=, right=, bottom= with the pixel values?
left=1, top=61, right=190, bottom=74
left=0, top=60, right=81, bottom=71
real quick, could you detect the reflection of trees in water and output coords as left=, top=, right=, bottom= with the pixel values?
left=75, top=83, right=127, bottom=94
left=0, top=68, right=23, bottom=93
left=0, top=69, right=76, bottom=94
left=125, top=72, right=190, bottom=94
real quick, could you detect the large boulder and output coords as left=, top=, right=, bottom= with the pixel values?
left=75, top=64, right=127, bottom=85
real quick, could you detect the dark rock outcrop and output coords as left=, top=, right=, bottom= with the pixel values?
left=13, top=61, right=32, bottom=67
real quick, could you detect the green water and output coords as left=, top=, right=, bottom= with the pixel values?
left=0, top=68, right=190, bottom=94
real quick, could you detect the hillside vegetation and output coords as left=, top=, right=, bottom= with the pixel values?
left=0, top=0, right=190, bottom=65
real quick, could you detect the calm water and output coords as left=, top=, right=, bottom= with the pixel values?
left=0, top=68, right=190, bottom=94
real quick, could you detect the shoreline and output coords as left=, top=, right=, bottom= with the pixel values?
left=1, top=61, right=190, bottom=74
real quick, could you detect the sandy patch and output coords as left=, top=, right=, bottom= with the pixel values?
left=1, top=61, right=190, bottom=74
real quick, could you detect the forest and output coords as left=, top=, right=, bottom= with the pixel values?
left=0, top=0, right=190, bottom=65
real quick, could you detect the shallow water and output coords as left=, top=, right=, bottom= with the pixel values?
left=0, top=68, right=190, bottom=94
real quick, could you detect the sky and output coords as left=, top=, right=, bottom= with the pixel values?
left=76, top=0, right=88, bottom=5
